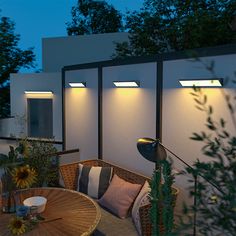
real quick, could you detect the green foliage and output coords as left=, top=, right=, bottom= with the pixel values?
left=0, top=15, right=35, bottom=117
left=150, top=168, right=161, bottom=235
left=0, top=140, right=59, bottom=188
left=189, top=88, right=236, bottom=235
left=162, top=160, right=174, bottom=234
left=114, top=0, right=236, bottom=58
left=180, top=60, right=236, bottom=235
left=24, top=140, right=59, bottom=187
left=66, top=0, right=123, bottom=35
left=0, top=146, right=23, bottom=169
left=150, top=160, right=175, bottom=235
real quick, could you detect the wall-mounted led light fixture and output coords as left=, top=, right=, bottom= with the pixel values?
left=69, top=82, right=86, bottom=88
left=24, top=91, right=53, bottom=94
left=113, top=81, right=140, bottom=88
left=179, top=78, right=223, bottom=87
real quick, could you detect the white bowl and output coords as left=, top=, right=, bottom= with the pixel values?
left=23, top=196, right=47, bottom=214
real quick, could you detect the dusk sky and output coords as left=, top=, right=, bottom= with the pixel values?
left=1, top=0, right=144, bottom=72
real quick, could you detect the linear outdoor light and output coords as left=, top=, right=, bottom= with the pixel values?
left=24, top=91, right=53, bottom=94
left=69, top=82, right=86, bottom=88
left=113, top=81, right=140, bottom=88
left=179, top=78, right=223, bottom=87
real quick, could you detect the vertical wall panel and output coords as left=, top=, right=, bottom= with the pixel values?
left=162, top=54, right=236, bottom=211
left=163, top=54, right=236, bottom=168
left=65, top=68, right=98, bottom=161
left=103, top=63, right=157, bottom=177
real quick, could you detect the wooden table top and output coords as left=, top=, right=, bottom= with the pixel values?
left=0, top=187, right=101, bottom=236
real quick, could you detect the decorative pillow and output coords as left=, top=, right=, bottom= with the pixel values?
left=98, top=174, right=142, bottom=219
left=77, top=164, right=113, bottom=199
left=132, top=181, right=151, bottom=235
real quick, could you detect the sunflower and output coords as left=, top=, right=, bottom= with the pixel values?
left=8, top=216, right=26, bottom=235
left=12, top=165, right=37, bottom=189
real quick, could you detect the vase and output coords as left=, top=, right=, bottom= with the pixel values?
left=0, top=173, right=16, bottom=213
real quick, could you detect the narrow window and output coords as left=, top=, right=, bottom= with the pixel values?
left=27, top=99, right=53, bottom=138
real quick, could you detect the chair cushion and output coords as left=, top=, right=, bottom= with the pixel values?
left=132, top=181, right=151, bottom=235
left=98, top=174, right=142, bottom=219
left=94, top=205, right=138, bottom=236
left=77, top=164, right=113, bottom=199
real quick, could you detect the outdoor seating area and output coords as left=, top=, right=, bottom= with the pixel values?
left=0, top=43, right=236, bottom=235
left=0, top=152, right=179, bottom=236
left=0, top=0, right=236, bottom=233
left=60, top=159, right=179, bottom=236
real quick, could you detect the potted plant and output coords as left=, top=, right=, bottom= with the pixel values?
left=137, top=138, right=178, bottom=235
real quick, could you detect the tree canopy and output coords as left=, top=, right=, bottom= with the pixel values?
left=67, top=0, right=123, bottom=35
left=0, top=15, right=35, bottom=117
left=115, top=0, right=236, bottom=58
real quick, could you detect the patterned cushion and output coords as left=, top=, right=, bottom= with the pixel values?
left=98, top=174, right=142, bottom=219
left=77, top=164, right=113, bottom=199
left=132, top=181, right=151, bottom=235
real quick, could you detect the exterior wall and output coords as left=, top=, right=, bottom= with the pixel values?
left=162, top=54, right=236, bottom=208
left=0, top=118, right=15, bottom=137
left=162, top=54, right=236, bottom=170
left=42, top=32, right=129, bottom=72
left=64, top=68, right=99, bottom=161
left=7, top=40, right=236, bottom=207
left=102, top=63, right=156, bottom=176
left=10, top=73, right=62, bottom=141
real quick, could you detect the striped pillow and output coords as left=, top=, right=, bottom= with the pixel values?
left=77, top=164, right=113, bottom=199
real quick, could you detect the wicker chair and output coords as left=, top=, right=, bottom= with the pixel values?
left=59, top=159, right=179, bottom=236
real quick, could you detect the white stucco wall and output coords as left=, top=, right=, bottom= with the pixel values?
left=10, top=73, right=62, bottom=141
left=162, top=54, right=236, bottom=208
left=102, top=63, right=157, bottom=177
left=0, top=118, right=15, bottom=137
left=162, top=54, right=236, bottom=169
left=65, top=68, right=99, bottom=161
left=42, top=32, right=129, bottom=72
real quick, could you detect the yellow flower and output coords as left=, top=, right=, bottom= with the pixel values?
left=12, top=165, right=37, bottom=189
left=8, top=217, right=26, bottom=235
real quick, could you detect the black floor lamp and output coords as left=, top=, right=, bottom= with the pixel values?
left=137, top=137, right=224, bottom=236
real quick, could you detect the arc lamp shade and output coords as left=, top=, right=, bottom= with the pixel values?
left=137, top=138, right=167, bottom=163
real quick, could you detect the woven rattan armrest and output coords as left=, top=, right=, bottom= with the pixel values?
left=139, top=203, right=152, bottom=236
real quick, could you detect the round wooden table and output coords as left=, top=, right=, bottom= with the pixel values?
left=0, top=187, right=101, bottom=236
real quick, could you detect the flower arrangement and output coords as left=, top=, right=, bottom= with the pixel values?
left=11, top=165, right=37, bottom=189
left=0, top=143, right=32, bottom=213
left=0, top=139, right=59, bottom=234
left=8, top=210, right=45, bottom=235
left=8, top=217, right=27, bottom=235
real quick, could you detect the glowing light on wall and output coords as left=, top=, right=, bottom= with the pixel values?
left=113, top=81, right=140, bottom=88
left=24, top=91, right=53, bottom=94
left=179, top=79, right=223, bottom=87
left=69, top=82, right=86, bottom=88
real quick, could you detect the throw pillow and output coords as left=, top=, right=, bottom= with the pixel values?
left=98, top=174, right=142, bottom=219
left=132, top=181, right=151, bottom=235
left=77, top=164, right=113, bottom=199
